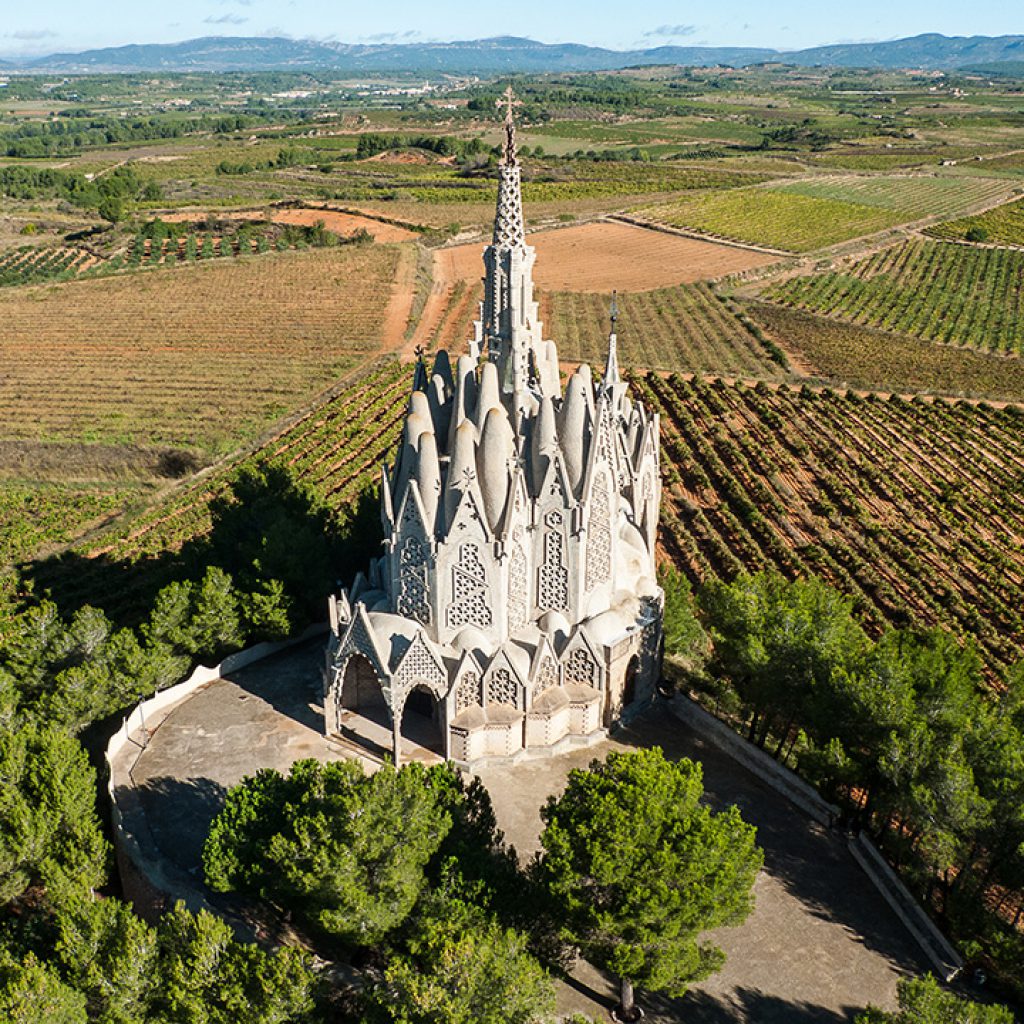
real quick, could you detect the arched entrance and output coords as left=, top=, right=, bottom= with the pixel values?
left=622, top=655, right=640, bottom=708
left=341, top=654, right=385, bottom=712
left=336, top=654, right=390, bottom=758
left=399, top=684, right=444, bottom=761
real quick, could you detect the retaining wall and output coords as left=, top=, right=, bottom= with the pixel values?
left=105, top=623, right=329, bottom=913
left=672, top=693, right=963, bottom=981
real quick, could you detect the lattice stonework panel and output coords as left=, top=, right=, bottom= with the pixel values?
left=508, top=542, right=528, bottom=631
left=535, top=656, right=559, bottom=695
left=565, top=647, right=597, bottom=687
left=586, top=470, right=612, bottom=592
left=395, top=639, right=445, bottom=699
left=397, top=537, right=431, bottom=625
left=447, top=542, right=493, bottom=630
left=538, top=512, right=568, bottom=612
left=487, top=667, right=519, bottom=709
left=456, top=671, right=481, bottom=714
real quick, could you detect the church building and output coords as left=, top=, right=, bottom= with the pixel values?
left=324, top=91, right=663, bottom=766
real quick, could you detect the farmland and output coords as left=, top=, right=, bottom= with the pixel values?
left=927, top=195, right=1024, bottom=246
left=0, top=243, right=407, bottom=454
left=635, top=175, right=1016, bottom=252
left=18, top=359, right=411, bottom=623
left=0, top=245, right=94, bottom=286
left=747, top=302, right=1024, bottom=404
left=765, top=240, right=1024, bottom=356
left=544, top=285, right=789, bottom=378
left=636, top=373, right=1024, bottom=674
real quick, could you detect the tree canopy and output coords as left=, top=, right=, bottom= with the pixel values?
left=538, top=747, right=762, bottom=1017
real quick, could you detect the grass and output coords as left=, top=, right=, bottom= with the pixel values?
left=765, top=240, right=1024, bottom=356
left=544, top=284, right=790, bottom=379
left=926, top=195, right=1024, bottom=246
left=0, top=243, right=404, bottom=452
left=746, top=302, right=1024, bottom=403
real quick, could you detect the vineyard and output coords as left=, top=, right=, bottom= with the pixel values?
left=0, top=244, right=406, bottom=451
left=543, top=285, right=790, bottom=378
left=926, top=195, right=1024, bottom=246
left=0, top=245, right=93, bottom=287
left=765, top=239, right=1024, bottom=355
left=17, top=359, right=411, bottom=623
left=747, top=303, right=1024, bottom=404
left=635, top=187, right=908, bottom=252
left=773, top=174, right=1012, bottom=219
left=0, top=481, right=145, bottom=566
left=634, top=373, right=1024, bottom=675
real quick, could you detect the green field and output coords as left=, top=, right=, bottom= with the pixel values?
left=765, top=240, right=1024, bottom=355
left=635, top=187, right=909, bottom=252
left=927, top=195, right=1024, bottom=246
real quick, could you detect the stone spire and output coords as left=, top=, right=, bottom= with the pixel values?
left=475, top=86, right=557, bottom=410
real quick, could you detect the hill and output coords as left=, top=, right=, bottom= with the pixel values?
left=8, top=33, right=1024, bottom=74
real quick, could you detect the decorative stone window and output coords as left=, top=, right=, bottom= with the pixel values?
left=455, top=671, right=481, bottom=714
left=586, top=470, right=612, bottom=591
left=538, top=511, right=568, bottom=612
left=565, top=647, right=597, bottom=687
left=535, top=655, right=559, bottom=695
left=447, top=543, right=493, bottom=630
left=397, top=537, right=430, bottom=625
left=487, top=667, right=519, bottom=709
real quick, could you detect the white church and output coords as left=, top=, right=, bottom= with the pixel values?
left=324, top=91, right=664, bottom=766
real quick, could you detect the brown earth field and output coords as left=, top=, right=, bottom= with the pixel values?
left=0, top=244, right=410, bottom=454
left=161, top=207, right=418, bottom=243
left=436, top=220, right=779, bottom=293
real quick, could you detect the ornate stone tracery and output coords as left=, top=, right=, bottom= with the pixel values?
left=447, top=542, right=493, bottom=630
left=397, top=536, right=430, bottom=624
left=586, top=469, right=612, bottom=591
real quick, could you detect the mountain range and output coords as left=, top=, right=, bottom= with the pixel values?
left=1, top=33, right=1023, bottom=74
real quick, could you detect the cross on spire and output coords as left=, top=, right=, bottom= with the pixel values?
left=497, top=84, right=522, bottom=164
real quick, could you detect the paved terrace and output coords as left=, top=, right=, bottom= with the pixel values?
left=112, top=639, right=927, bottom=1022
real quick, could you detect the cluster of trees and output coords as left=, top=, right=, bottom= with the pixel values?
left=215, top=146, right=319, bottom=176
left=203, top=747, right=762, bottom=1022
left=355, top=133, right=491, bottom=161
left=1, top=565, right=292, bottom=734
left=663, top=567, right=1024, bottom=993
left=2, top=112, right=267, bottom=158
left=0, top=164, right=157, bottom=221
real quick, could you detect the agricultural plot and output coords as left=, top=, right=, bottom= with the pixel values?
left=544, top=285, right=789, bottom=378
left=927, top=195, right=1024, bottom=246
left=635, top=187, right=908, bottom=252
left=0, top=481, right=144, bottom=566
left=765, top=240, right=1024, bottom=355
left=637, top=373, right=1024, bottom=673
left=748, top=303, right=1024, bottom=404
left=21, top=359, right=411, bottom=623
left=0, top=244, right=405, bottom=452
left=0, top=245, right=93, bottom=287
left=635, top=174, right=1014, bottom=252
left=774, top=174, right=1012, bottom=219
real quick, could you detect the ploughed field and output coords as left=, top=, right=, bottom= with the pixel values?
left=0, top=244, right=402, bottom=452
left=636, top=373, right=1024, bottom=675
left=22, top=362, right=1024, bottom=679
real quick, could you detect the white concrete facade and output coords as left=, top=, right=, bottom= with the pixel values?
left=324, top=97, right=663, bottom=766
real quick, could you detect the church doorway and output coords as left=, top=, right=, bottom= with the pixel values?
left=400, top=685, right=445, bottom=761
left=622, top=655, right=640, bottom=708
left=337, top=654, right=390, bottom=758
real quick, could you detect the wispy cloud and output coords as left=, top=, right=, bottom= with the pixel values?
left=203, top=13, right=249, bottom=25
left=643, top=24, right=697, bottom=39
left=362, top=30, right=420, bottom=43
left=6, top=29, right=57, bottom=40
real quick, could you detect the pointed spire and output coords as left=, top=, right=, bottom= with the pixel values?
left=444, top=420, right=478, bottom=528
left=474, top=361, right=501, bottom=431
left=560, top=367, right=591, bottom=494
left=491, top=87, right=525, bottom=249
left=415, top=431, right=441, bottom=532
left=529, top=396, right=558, bottom=494
left=477, top=407, right=514, bottom=532
left=603, top=291, right=620, bottom=391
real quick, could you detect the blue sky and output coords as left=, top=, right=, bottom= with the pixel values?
left=0, top=0, right=1018, bottom=59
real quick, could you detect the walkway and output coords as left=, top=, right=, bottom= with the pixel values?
left=113, top=639, right=927, bottom=1021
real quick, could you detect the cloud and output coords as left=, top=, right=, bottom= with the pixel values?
left=643, top=24, right=697, bottom=39
left=203, top=13, right=249, bottom=24
left=362, top=30, right=420, bottom=43
left=6, top=29, right=57, bottom=40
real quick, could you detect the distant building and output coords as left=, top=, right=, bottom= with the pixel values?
left=324, top=91, right=663, bottom=766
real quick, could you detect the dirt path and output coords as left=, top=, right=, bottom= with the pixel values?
left=381, top=245, right=419, bottom=356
